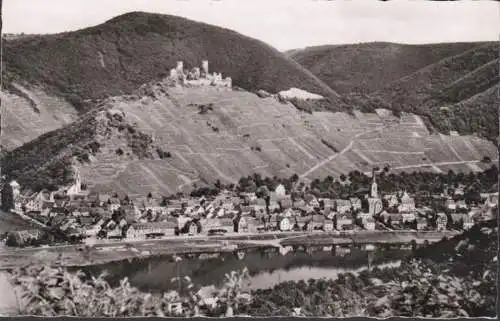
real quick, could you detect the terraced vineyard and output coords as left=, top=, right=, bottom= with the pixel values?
left=1, top=83, right=79, bottom=150
left=68, top=85, right=497, bottom=197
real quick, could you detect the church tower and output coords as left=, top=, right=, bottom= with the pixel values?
left=202, top=60, right=209, bottom=75
left=370, top=169, right=378, bottom=199
left=176, top=61, right=184, bottom=74
left=67, top=166, right=82, bottom=196
left=367, top=169, right=382, bottom=216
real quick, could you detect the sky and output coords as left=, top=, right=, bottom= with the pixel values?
left=2, top=0, right=499, bottom=51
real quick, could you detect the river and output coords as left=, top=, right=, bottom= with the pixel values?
left=0, top=243, right=410, bottom=315
left=76, top=244, right=410, bottom=293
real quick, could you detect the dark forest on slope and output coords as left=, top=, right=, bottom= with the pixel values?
left=290, top=42, right=499, bottom=142
left=3, top=12, right=342, bottom=112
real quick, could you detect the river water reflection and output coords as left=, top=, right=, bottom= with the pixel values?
left=78, top=243, right=411, bottom=293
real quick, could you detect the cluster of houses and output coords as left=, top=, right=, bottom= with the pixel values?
left=1, top=168, right=498, bottom=246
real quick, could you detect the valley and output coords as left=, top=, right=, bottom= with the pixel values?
left=2, top=13, right=497, bottom=199
left=0, top=6, right=498, bottom=319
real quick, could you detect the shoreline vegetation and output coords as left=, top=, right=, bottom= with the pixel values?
left=4, top=220, right=496, bottom=317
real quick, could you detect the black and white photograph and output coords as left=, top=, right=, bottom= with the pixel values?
left=0, top=0, right=498, bottom=318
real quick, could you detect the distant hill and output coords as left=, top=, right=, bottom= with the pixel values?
left=289, top=42, right=499, bottom=141
left=370, top=42, right=499, bottom=141
left=3, top=11, right=341, bottom=112
left=2, top=83, right=496, bottom=197
left=287, top=42, right=481, bottom=94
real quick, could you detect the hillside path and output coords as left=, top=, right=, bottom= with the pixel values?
left=298, top=127, right=383, bottom=181
left=390, top=159, right=497, bottom=171
left=363, top=159, right=499, bottom=175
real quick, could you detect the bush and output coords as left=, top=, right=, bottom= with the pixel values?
left=156, top=148, right=172, bottom=159
left=9, top=265, right=252, bottom=317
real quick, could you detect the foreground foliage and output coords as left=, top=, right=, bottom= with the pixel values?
left=245, top=221, right=497, bottom=317
left=9, top=266, right=252, bottom=317
left=8, top=221, right=497, bottom=317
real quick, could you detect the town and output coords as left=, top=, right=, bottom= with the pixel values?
left=1, top=164, right=497, bottom=248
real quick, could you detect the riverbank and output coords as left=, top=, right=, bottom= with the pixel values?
left=0, top=230, right=459, bottom=270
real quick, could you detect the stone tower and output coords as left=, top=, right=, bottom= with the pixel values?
left=11, top=181, right=21, bottom=201
left=176, top=61, right=184, bottom=73
left=202, top=60, right=209, bottom=75
left=370, top=169, right=378, bottom=199
left=67, top=166, right=82, bottom=196
left=1, top=180, right=21, bottom=212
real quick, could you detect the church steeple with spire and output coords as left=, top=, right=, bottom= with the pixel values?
left=365, top=168, right=383, bottom=217
left=370, top=168, right=378, bottom=199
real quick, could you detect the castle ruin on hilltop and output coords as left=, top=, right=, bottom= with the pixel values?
left=168, top=60, right=232, bottom=88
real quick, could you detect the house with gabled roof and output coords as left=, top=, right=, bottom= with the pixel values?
left=388, top=213, right=403, bottom=227
left=401, top=211, right=416, bottom=223
left=54, top=198, right=69, bottom=208
left=320, top=198, right=334, bottom=211
left=483, top=193, right=498, bottom=208
left=268, top=201, right=280, bottom=212
left=269, top=192, right=279, bottom=205
left=436, top=212, right=448, bottom=231
left=38, top=216, right=51, bottom=225
left=463, top=215, right=474, bottom=230
left=83, top=223, right=101, bottom=237
left=416, top=217, right=427, bottom=231
left=450, top=213, right=470, bottom=230
left=325, top=210, right=337, bottom=220
left=240, top=205, right=251, bottom=214
left=78, top=216, right=95, bottom=226
left=24, top=192, right=44, bottom=212
left=293, top=199, right=306, bottom=209
left=274, top=216, right=292, bottom=232
left=222, top=199, right=235, bottom=211
left=384, top=194, right=399, bottom=208
left=349, top=198, right=362, bottom=211
left=275, top=184, right=287, bottom=197
left=201, top=218, right=221, bottom=232
left=126, top=221, right=177, bottom=240
left=50, top=207, right=69, bottom=217
left=446, top=199, right=456, bottom=211
left=282, top=208, right=296, bottom=217
left=106, top=197, right=121, bottom=212
left=336, top=214, right=353, bottom=230
left=107, top=225, right=123, bottom=239
left=294, top=216, right=309, bottom=231
left=324, top=219, right=334, bottom=232
left=309, top=214, right=325, bottom=231
left=309, top=197, right=320, bottom=209
left=234, top=216, right=258, bottom=233
left=335, top=199, right=352, bottom=214
left=304, top=204, right=315, bottom=214
left=362, top=217, right=376, bottom=230
left=251, top=198, right=267, bottom=213
left=358, top=211, right=372, bottom=220
left=230, top=196, right=241, bottom=205
left=218, top=217, right=235, bottom=233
